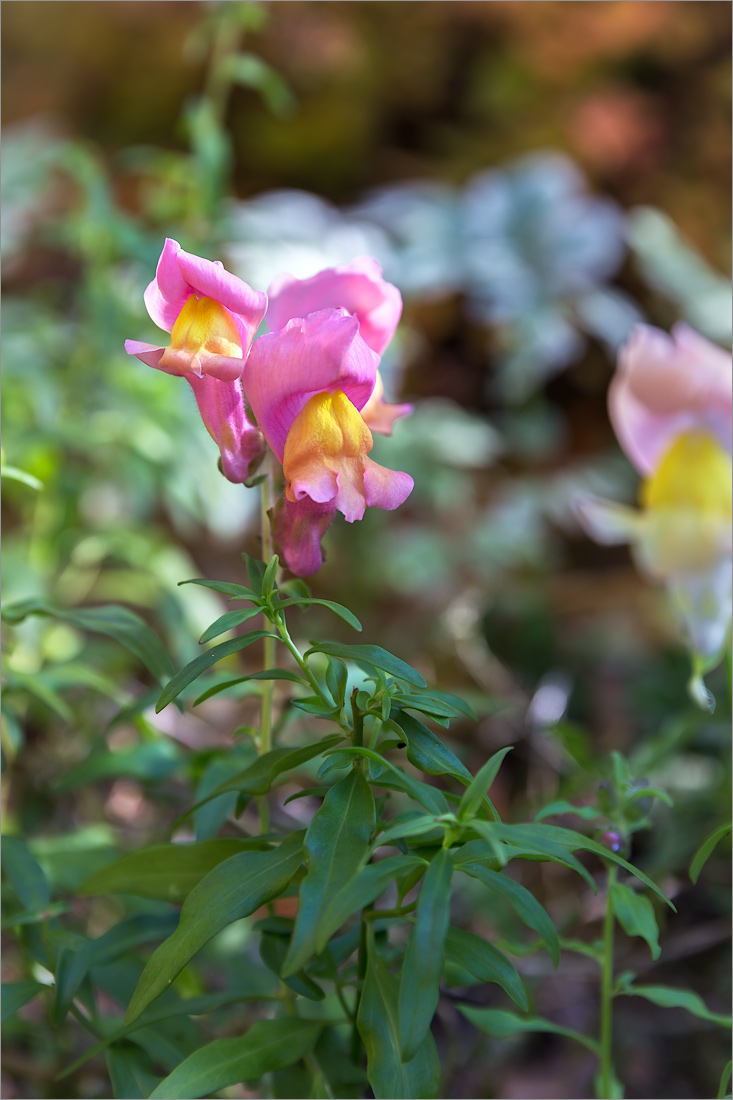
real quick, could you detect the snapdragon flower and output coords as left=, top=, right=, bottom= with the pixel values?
left=244, top=309, right=413, bottom=576
left=126, top=243, right=414, bottom=576
left=577, top=323, right=732, bottom=693
left=125, top=239, right=268, bottom=483
left=266, top=258, right=413, bottom=434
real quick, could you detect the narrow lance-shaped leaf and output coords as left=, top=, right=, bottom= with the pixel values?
left=457, top=1005, right=600, bottom=1055
left=458, top=746, right=513, bottom=821
left=156, top=631, right=279, bottom=712
left=126, top=833, right=304, bottom=1024
left=316, top=856, right=428, bottom=953
left=277, top=597, right=362, bottom=632
left=199, top=606, right=263, bottom=644
left=357, top=929, right=441, bottom=1100
left=149, top=1017, right=323, bottom=1100
left=610, top=881, right=660, bottom=960
left=618, top=984, right=731, bottom=1028
left=398, top=847, right=453, bottom=1061
left=444, top=927, right=528, bottom=1011
left=0, top=600, right=175, bottom=686
left=79, top=838, right=270, bottom=904
left=182, top=736, right=344, bottom=818
left=390, top=708, right=473, bottom=784
left=2, top=836, right=51, bottom=912
left=307, top=642, right=427, bottom=689
left=455, top=860, right=560, bottom=966
left=282, top=769, right=375, bottom=977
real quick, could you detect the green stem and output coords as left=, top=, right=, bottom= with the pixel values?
left=258, top=454, right=276, bottom=835
left=599, top=862, right=618, bottom=1098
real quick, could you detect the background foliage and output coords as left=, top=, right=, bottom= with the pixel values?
left=2, top=3, right=731, bottom=1098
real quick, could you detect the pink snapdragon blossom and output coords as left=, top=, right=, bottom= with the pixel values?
left=125, top=239, right=268, bottom=482
left=577, top=323, right=733, bottom=673
left=266, top=258, right=412, bottom=435
left=244, top=308, right=414, bottom=575
left=609, top=322, right=732, bottom=474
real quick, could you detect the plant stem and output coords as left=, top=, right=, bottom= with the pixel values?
left=258, top=453, right=276, bottom=835
left=599, top=862, right=618, bottom=1098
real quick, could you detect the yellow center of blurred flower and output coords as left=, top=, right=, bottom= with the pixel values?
left=635, top=430, right=732, bottom=576
left=160, top=295, right=242, bottom=375
left=641, top=430, right=732, bottom=518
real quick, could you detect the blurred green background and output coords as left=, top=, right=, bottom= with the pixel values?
left=2, top=3, right=731, bottom=1098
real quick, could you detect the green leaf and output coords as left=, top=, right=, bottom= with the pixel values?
left=244, top=553, right=267, bottom=594
left=444, top=927, right=528, bottom=1011
left=487, top=824, right=596, bottom=886
left=126, top=834, right=304, bottom=1023
left=307, top=643, right=427, bottom=689
left=463, top=820, right=512, bottom=867
left=178, top=578, right=258, bottom=602
left=376, top=813, right=444, bottom=849
left=391, top=709, right=474, bottom=784
left=186, top=736, right=344, bottom=815
left=220, top=53, right=296, bottom=118
left=610, top=882, right=660, bottom=960
left=149, top=1017, right=322, bottom=1099
left=457, top=746, right=513, bottom=821
left=0, top=600, right=175, bottom=685
left=717, top=1060, right=732, bottom=1100
left=105, top=1043, right=155, bottom=1100
left=516, top=824, right=675, bottom=908
left=59, top=987, right=279, bottom=1079
left=455, top=861, right=560, bottom=966
left=390, top=693, right=461, bottom=720
left=458, top=1005, right=600, bottom=1054
left=324, top=657, right=349, bottom=708
left=1, top=463, right=43, bottom=490
left=398, top=848, right=453, bottom=1061
left=357, top=933, right=441, bottom=1099
left=690, top=822, right=731, bottom=883
left=278, top=597, right=362, bottom=632
left=317, top=856, right=428, bottom=951
left=199, top=606, right=263, bottom=643
left=79, top=838, right=268, bottom=903
left=2, top=836, right=51, bottom=912
left=282, top=770, right=375, bottom=976
left=329, top=745, right=452, bottom=816
left=262, top=554, right=280, bottom=598
left=619, top=984, right=731, bottom=1028
left=259, top=931, right=325, bottom=1001
left=156, top=631, right=279, bottom=711
left=53, top=939, right=93, bottom=1024
left=534, top=800, right=600, bottom=823
left=1, top=980, right=45, bottom=1021
left=194, top=747, right=258, bottom=840
left=193, top=668, right=306, bottom=705
left=55, top=740, right=182, bottom=791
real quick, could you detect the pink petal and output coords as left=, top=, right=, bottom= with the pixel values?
left=177, top=249, right=267, bottom=344
left=124, top=339, right=182, bottom=376
left=243, top=308, right=379, bottom=459
left=272, top=495, right=335, bottom=577
left=610, top=323, right=733, bottom=473
left=143, top=239, right=191, bottom=332
left=186, top=374, right=265, bottom=484
left=360, top=373, right=413, bottom=435
left=362, top=460, right=414, bottom=511
left=266, top=257, right=402, bottom=354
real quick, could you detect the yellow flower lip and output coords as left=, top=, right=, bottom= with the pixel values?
left=160, top=294, right=243, bottom=376
left=641, top=430, right=732, bottom=518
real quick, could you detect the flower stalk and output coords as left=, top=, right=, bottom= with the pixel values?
left=599, top=862, right=618, bottom=1099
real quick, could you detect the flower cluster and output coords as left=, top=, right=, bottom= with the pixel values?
left=578, top=323, right=732, bottom=681
left=126, top=241, right=413, bottom=575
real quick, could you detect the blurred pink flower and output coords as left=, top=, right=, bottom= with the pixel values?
left=125, top=239, right=268, bottom=482
left=577, top=323, right=732, bottom=672
left=244, top=308, right=413, bottom=575
left=609, top=322, right=732, bottom=475
left=266, top=258, right=412, bottom=434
